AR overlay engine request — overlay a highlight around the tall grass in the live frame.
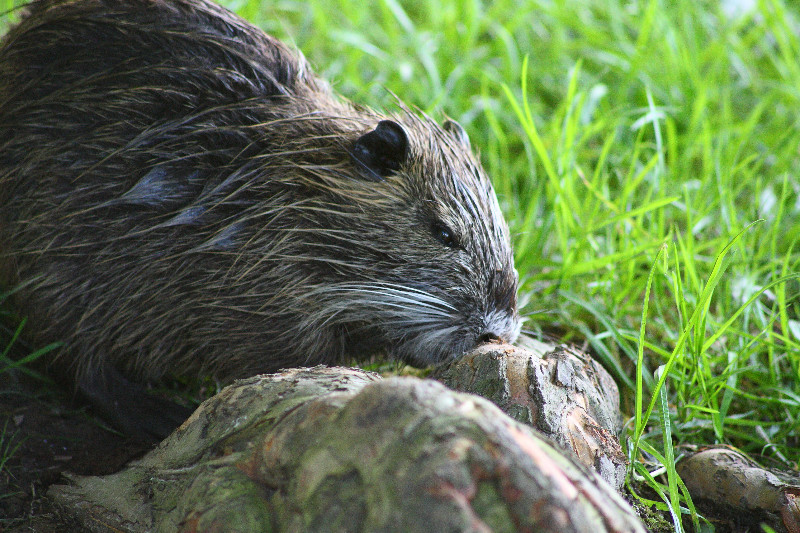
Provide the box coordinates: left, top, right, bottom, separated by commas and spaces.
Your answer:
3, 0, 799, 529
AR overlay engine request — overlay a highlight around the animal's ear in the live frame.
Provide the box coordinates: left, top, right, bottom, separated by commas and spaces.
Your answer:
442, 119, 471, 150
352, 120, 409, 180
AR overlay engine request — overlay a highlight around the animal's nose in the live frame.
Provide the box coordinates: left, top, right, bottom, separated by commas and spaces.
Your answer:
476, 331, 503, 345
477, 308, 522, 346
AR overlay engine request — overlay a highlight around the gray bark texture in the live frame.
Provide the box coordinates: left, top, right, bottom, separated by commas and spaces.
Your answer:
434, 339, 627, 489
48, 345, 644, 532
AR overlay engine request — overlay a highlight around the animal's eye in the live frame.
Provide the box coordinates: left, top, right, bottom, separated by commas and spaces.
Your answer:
431, 221, 459, 249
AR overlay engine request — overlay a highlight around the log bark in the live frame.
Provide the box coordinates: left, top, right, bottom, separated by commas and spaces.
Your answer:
49, 364, 645, 532
434, 339, 626, 489
676, 446, 800, 533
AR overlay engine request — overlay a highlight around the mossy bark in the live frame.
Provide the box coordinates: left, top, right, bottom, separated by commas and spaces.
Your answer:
49, 352, 644, 532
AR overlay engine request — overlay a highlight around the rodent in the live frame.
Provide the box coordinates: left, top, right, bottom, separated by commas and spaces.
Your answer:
0, 0, 521, 438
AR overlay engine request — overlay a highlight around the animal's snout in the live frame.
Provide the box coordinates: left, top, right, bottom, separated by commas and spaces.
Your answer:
476, 331, 502, 344
477, 307, 522, 347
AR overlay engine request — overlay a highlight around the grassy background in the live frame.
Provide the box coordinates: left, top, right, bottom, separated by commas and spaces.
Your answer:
3, 0, 800, 529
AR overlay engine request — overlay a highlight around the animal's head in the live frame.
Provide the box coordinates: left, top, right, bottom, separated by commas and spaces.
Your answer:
288, 113, 521, 365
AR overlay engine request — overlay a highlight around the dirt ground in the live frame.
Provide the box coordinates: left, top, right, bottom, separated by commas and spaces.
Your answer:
0, 372, 154, 532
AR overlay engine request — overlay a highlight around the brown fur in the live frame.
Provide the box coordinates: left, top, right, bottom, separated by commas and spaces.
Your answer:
0, 0, 519, 390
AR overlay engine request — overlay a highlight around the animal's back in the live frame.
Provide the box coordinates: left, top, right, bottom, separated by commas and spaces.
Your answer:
0, 0, 331, 203
1, 0, 346, 379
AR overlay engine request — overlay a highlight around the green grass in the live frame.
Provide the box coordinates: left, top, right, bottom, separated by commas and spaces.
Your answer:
3, 0, 800, 530
0, 419, 24, 480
